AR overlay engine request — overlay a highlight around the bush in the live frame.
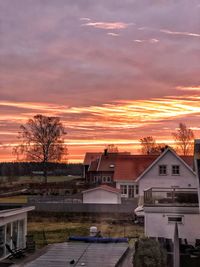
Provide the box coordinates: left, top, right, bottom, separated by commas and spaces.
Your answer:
133, 238, 167, 267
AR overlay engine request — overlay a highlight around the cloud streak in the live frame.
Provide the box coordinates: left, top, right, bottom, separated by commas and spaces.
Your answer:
160, 29, 200, 38
82, 21, 132, 30
1, 95, 200, 161
176, 86, 200, 91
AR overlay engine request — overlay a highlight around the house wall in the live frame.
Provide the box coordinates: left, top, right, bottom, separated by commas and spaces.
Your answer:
83, 189, 121, 204
116, 182, 139, 198
139, 151, 196, 196
145, 211, 200, 245
87, 171, 114, 184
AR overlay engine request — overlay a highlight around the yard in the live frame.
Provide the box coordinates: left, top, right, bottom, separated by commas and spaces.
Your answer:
27, 215, 144, 248
0, 195, 28, 203
1, 175, 81, 184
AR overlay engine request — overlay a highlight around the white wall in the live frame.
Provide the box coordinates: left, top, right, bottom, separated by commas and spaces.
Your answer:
145, 211, 200, 245
139, 151, 196, 196
83, 189, 121, 204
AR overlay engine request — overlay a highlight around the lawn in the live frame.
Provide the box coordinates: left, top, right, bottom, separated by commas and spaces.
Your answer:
0, 175, 81, 185
17, 175, 81, 183
0, 195, 28, 203
27, 217, 144, 248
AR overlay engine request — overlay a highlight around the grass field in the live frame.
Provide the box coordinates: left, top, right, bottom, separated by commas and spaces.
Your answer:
27, 217, 144, 248
0, 175, 81, 185
0, 195, 27, 203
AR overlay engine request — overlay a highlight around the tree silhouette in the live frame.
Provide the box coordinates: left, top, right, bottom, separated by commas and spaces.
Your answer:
139, 136, 166, 155
106, 144, 119, 153
14, 114, 67, 182
172, 123, 194, 155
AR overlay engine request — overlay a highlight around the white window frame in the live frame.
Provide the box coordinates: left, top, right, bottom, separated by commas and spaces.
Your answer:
120, 185, 127, 195
102, 176, 111, 183
159, 165, 167, 175
168, 215, 183, 224
172, 165, 180, 176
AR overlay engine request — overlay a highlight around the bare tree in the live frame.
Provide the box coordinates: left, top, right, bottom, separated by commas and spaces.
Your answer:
106, 144, 119, 153
140, 136, 156, 155
14, 114, 67, 182
140, 136, 167, 155
172, 123, 194, 155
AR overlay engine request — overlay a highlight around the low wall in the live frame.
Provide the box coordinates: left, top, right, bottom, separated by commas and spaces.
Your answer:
27, 196, 137, 214
27, 202, 136, 214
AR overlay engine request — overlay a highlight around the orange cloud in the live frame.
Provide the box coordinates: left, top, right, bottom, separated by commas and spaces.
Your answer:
1, 95, 200, 162
176, 86, 200, 91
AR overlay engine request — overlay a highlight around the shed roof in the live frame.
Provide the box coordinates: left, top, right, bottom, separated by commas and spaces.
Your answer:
83, 185, 121, 194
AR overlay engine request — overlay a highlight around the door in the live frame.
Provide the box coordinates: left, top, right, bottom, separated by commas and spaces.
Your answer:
128, 185, 134, 198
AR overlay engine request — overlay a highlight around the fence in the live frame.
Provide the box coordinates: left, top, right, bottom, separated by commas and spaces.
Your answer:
27, 196, 137, 214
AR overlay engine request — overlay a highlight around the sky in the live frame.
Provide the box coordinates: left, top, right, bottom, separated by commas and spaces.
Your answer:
0, 0, 200, 162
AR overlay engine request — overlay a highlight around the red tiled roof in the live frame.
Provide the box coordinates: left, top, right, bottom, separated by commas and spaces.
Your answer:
83, 184, 121, 194
88, 159, 99, 171
113, 155, 158, 181
97, 153, 119, 172
180, 156, 194, 169
85, 151, 194, 182
83, 153, 102, 165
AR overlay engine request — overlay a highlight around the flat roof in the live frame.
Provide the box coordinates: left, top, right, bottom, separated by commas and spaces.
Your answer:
0, 206, 35, 218
23, 242, 128, 267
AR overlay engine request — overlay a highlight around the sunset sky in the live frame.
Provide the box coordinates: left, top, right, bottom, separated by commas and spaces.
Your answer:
0, 0, 200, 162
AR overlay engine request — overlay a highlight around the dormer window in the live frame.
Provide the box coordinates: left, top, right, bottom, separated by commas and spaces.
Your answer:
172, 165, 180, 175
159, 165, 167, 175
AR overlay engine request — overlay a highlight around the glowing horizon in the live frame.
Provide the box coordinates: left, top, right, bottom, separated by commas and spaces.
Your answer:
0, 1, 199, 162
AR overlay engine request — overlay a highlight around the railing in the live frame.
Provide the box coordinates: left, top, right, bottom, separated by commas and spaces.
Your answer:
144, 187, 198, 206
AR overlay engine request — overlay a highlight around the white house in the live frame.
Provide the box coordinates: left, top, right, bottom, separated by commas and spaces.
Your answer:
114, 155, 157, 199
143, 141, 200, 247
143, 187, 200, 245
82, 185, 121, 204
136, 147, 196, 197
0, 206, 35, 260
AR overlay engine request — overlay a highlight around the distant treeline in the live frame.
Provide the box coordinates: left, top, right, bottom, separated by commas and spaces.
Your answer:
0, 162, 83, 177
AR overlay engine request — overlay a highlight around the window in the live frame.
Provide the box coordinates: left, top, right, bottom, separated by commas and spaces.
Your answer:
136, 185, 139, 195
128, 185, 135, 198
159, 165, 167, 175
172, 165, 180, 175
106, 176, 111, 183
93, 176, 100, 183
168, 216, 183, 224
120, 185, 127, 195
102, 176, 111, 183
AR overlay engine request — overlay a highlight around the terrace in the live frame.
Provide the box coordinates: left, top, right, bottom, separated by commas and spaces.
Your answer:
144, 187, 199, 207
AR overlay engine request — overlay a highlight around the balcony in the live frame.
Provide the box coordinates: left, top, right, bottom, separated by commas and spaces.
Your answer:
144, 187, 199, 207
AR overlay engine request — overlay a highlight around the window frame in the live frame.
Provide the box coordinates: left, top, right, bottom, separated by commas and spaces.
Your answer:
168, 215, 183, 224
120, 185, 127, 195
159, 165, 167, 176
171, 165, 180, 176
